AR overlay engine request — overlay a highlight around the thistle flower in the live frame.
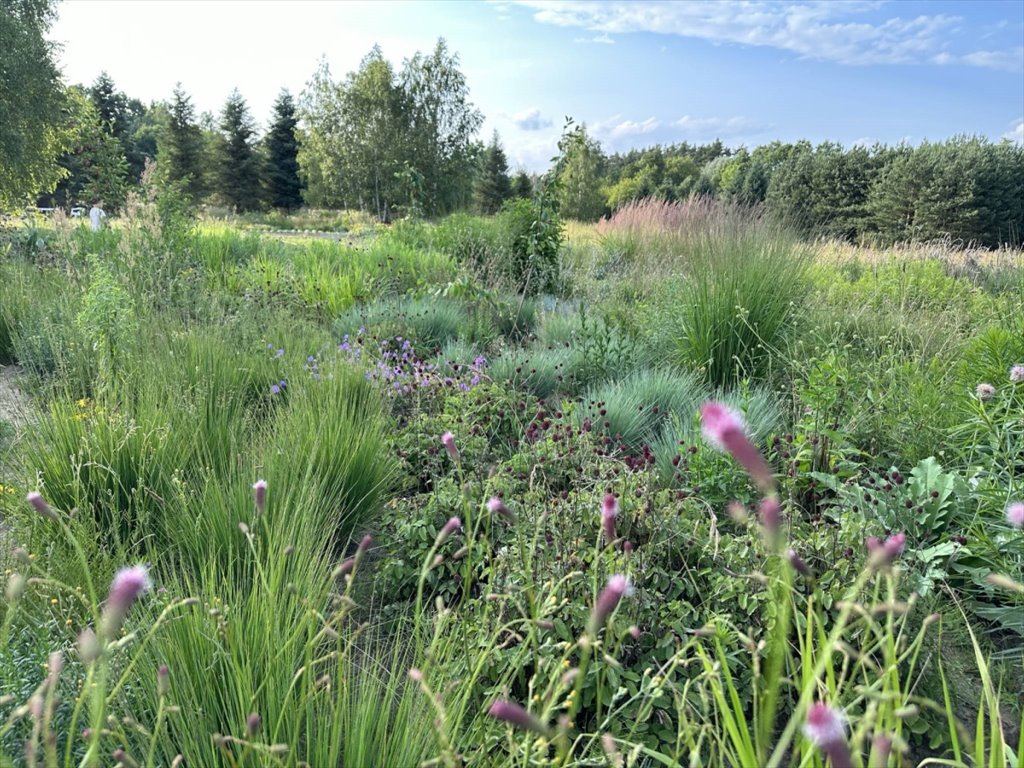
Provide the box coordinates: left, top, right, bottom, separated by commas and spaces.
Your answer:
590, 574, 633, 633
700, 402, 774, 491
803, 702, 852, 768
440, 431, 459, 462
1010, 364, 1024, 383
101, 565, 152, 639
487, 496, 516, 523
1006, 501, 1024, 529
252, 479, 267, 515
487, 699, 549, 736
976, 383, 995, 400
26, 491, 57, 521
601, 493, 618, 544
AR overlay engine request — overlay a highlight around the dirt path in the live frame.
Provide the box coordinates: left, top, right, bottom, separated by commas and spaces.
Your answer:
0, 364, 30, 429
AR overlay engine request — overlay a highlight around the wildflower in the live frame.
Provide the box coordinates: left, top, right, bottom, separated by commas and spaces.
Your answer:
157, 665, 170, 697
436, 516, 462, 545
590, 574, 633, 633
867, 532, 906, 568
700, 402, 774, 491
487, 497, 516, 523
488, 699, 550, 736
270, 384, 281, 395
252, 479, 267, 515
759, 497, 782, 534
247, 713, 262, 736
803, 702, 852, 768
787, 549, 813, 579
1010, 364, 1024, 383
26, 491, 57, 521
1006, 501, 1024, 529
976, 383, 995, 400
601, 494, 618, 544
441, 431, 459, 462
101, 565, 152, 639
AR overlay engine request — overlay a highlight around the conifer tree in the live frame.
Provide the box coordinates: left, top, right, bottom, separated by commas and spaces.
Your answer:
511, 170, 533, 199
162, 84, 207, 203
265, 90, 303, 210
217, 89, 263, 211
473, 132, 512, 214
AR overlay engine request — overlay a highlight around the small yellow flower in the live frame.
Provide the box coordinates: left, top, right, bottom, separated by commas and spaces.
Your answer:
50, 598, 58, 605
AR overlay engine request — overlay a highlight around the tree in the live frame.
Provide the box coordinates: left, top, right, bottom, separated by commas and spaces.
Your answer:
216, 89, 263, 211
88, 71, 150, 182
160, 84, 207, 203
0, 0, 72, 209
555, 124, 606, 221
512, 170, 533, 199
473, 131, 512, 214
265, 89, 302, 210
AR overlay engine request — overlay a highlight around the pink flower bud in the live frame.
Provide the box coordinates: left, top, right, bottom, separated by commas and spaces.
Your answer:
247, 712, 262, 736
1006, 502, 1024, 529
440, 431, 459, 462
252, 479, 267, 515
590, 574, 632, 633
436, 516, 462, 545
101, 565, 151, 639
487, 699, 549, 735
486, 496, 515, 523
157, 665, 170, 697
701, 403, 774, 492
869, 532, 906, 568
358, 534, 373, 552
601, 493, 618, 544
26, 491, 56, 520
803, 703, 851, 768
759, 497, 782, 532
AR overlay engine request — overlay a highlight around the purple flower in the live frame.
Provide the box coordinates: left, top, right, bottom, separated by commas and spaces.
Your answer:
1010, 365, 1024, 383
441, 431, 459, 462
270, 384, 281, 395
601, 493, 618, 544
26, 491, 57, 521
976, 383, 995, 400
487, 699, 549, 735
101, 565, 152, 639
803, 703, 852, 768
487, 497, 515, 523
252, 479, 267, 515
700, 402, 774, 492
1006, 501, 1024, 529
867, 532, 907, 568
275, 348, 284, 358
590, 574, 632, 633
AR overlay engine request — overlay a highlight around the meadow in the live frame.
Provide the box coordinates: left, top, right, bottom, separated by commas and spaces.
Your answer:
0, 193, 1022, 768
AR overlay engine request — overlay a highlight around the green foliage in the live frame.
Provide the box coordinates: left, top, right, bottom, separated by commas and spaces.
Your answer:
160, 84, 208, 204
555, 124, 606, 221
215, 89, 263, 212
264, 89, 303, 210
473, 131, 513, 214
0, 0, 72, 209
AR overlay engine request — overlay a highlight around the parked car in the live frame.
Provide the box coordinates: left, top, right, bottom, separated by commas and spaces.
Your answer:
70, 207, 85, 218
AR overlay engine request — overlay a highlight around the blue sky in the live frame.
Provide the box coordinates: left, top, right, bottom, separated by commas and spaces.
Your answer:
51, 0, 1024, 171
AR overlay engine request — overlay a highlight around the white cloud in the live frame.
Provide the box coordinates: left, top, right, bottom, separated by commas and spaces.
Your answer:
609, 117, 659, 138
1003, 118, 1024, 144
673, 115, 766, 138
510, 107, 553, 131
513, 1, 1022, 70
574, 32, 614, 44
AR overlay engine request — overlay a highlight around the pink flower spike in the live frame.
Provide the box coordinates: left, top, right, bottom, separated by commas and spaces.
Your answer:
590, 574, 633, 633
1006, 502, 1024, 529
252, 480, 267, 515
488, 699, 549, 735
101, 565, 152, 639
759, 497, 782, 532
803, 703, 852, 768
436, 516, 462, 545
26, 491, 57, 521
440, 431, 459, 462
700, 402, 774, 492
601, 493, 618, 544
486, 497, 516, 523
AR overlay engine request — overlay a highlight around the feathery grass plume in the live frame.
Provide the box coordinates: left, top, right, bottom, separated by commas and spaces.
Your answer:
78, 628, 101, 663
441, 431, 459, 462
5, 573, 26, 602
101, 565, 152, 639
601, 493, 618, 545
700, 402, 774, 492
803, 703, 852, 768
1006, 501, 1024, 528
487, 496, 516, 523
488, 699, 549, 736
252, 479, 267, 515
26, 491, 57, 520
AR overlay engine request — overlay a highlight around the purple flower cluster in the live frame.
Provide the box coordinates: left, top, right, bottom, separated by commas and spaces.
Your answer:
337, 335, 488, 397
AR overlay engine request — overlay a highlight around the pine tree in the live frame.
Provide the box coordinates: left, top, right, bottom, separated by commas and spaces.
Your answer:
265, 90, 302, 210
473, 132, 512, 214
217, 89, 262, 211
511, 170, 533, 199
162, 84, 207, 203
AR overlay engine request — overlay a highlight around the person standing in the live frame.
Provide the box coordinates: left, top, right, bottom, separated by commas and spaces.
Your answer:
89, 198, 105, 232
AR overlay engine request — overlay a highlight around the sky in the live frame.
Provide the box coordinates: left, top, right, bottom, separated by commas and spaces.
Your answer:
50, 0, 1024, 172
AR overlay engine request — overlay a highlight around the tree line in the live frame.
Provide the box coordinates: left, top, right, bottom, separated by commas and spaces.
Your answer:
2, 0, 1022, 247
